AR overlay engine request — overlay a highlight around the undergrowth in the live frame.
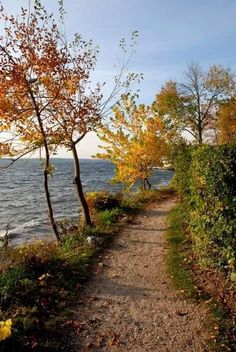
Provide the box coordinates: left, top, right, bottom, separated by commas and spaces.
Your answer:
0, 188, 174, 352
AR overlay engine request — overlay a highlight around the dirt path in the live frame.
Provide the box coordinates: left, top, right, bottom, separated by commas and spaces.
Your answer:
74, 198, 209, 351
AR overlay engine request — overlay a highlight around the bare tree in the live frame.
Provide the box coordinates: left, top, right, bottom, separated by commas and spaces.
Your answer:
155, 63, 235, 144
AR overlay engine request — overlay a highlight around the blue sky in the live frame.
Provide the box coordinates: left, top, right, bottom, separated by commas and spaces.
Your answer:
2, 0, 236, 157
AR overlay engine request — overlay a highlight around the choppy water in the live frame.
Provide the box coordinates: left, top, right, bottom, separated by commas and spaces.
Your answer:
0, 159, 174, 245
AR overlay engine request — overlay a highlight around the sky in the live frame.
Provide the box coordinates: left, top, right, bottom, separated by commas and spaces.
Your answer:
2, 0, 236, 158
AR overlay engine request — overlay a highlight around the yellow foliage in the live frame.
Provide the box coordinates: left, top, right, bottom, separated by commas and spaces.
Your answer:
0, 143, 14, 158
97, 95, 170, 187
217, 97, 236, 144
0, 319, 12, 341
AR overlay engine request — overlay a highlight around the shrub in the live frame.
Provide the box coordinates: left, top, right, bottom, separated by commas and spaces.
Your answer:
174, 144, 236, 274
171, 144, 192, 202
86, 191, 122, 212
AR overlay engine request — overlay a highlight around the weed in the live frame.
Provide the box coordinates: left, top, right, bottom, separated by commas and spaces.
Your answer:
0, 266, 24, 305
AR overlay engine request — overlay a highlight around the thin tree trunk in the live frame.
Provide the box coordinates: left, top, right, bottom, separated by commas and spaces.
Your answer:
143, 178, 151, 190
145, 178, 151, 190
198, 133, 203, 144
71, 143, 92, 227
142, 178, 151, 190
198, 121, 203, 144
28, 87, 61, 241
43, 154, 61, 241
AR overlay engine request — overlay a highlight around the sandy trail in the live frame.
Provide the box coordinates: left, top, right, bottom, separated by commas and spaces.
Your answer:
74, 198, 208, 351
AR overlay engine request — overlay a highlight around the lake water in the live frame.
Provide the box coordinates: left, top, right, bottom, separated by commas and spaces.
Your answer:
0, 159, 174, 245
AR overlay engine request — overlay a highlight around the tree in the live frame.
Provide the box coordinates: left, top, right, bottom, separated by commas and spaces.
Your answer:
96, 94, 170, 189
155, 63, 235, 144
0, 1, 100, 234
38, 32, 103, 228
30, 8, 139, 226
0, 1, 140, 231
0, 4, 64, 240
217, 97, 236, 144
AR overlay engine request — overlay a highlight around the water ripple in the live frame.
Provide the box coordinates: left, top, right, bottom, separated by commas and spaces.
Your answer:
0, 159, 174, 245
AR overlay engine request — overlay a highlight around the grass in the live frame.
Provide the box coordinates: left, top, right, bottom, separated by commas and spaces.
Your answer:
95, 207, 123, 226
0, 188, 175, 352
166, 204, 236, 352
166, 205, 196, 296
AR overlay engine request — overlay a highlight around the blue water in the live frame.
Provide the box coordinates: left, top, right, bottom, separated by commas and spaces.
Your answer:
0, 159, 174, 245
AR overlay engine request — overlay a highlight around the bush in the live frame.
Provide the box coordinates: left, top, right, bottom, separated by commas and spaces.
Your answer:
171, 144, 192, 201
86, 191, 122, 212
174, 144, 236, 274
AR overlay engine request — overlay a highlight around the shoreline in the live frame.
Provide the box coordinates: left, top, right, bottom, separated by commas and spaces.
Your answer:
0, 189, 235, 351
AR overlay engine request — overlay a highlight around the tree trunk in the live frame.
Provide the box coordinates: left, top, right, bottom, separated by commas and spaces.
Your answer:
198, 132, 203, 144
71, 143, 92, 227
43, 157, 61, 241
198, 121, 203, 144
145, 178, 151, 190
29, 87, 61, 241
142, 178, 151, 190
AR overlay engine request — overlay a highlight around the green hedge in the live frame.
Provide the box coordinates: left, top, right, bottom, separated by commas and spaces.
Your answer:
172, 144, 192, 201
174, 144, 236, 274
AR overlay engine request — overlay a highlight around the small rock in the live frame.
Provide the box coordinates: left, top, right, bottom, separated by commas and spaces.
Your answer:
86, 236, 103, 247
176, 311, 188, 316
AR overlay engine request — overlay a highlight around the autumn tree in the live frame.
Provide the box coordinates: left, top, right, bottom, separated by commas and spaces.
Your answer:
0, 1, 102, 232
155, 63, 235, 144
34, 16, 140, 227
40, 32, 103, 227
96, 94, 170, 190
0, 3, 67, 239
0, 1, 140, 231
217, 97, 236, 144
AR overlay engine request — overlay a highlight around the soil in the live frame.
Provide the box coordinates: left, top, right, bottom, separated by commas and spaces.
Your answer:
72, 198, 209, 351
